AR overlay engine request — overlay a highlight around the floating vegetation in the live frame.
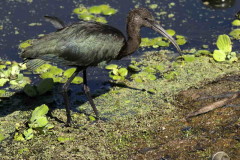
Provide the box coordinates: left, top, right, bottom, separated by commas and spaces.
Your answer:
229, 29, 240, 40
0, 61, 30, 91
73, 4, 117, 23
176, 35, 187, 45
0, 133, 5, 142
34, 64, 83, 84
105, 64, 128, 81
131, 71, 157, 83
140, 30, 187, 48
213, 34, 238, 62
14, 104, 54, 141
231, 19, 240, 26
194, 50, 212, 57
149, 4, 158, 9
182, 55, 196, 62
19, 39, 34, 49
23, 78, 54, 97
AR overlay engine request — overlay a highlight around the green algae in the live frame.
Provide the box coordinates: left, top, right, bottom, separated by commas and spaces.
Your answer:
1, 50, 240, 159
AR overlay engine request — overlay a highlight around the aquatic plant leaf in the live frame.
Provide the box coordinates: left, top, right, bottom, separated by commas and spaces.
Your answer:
48, 66, 63, 76
72, 76, 83, 84
89, 6, 102, 14
166, 29, 176, 36
0, 79, 8, 87
128, 64, 141, 72
176, 38, 187, 45
0, 65, 6, 69
149, 4, 158, 9
195, 50, 212, 56
112, 68, 118, 75
30, 104, 49, 123
23, 84, 37, 97
134, 77, 143, 83
34, 64, 52, 74
232, 19, 240, 26
78, 13, 95, 21
29, 116, 48, 128
102, 8, 117, 15
14, 133, 25, 141
229, 29, 240, 40
98, 4, 110, 11
0, 90, 6, 97
36, 78, 54, 95
63, 68, 76, 78
147, 74, 157, 81
73, 6, 88, 14
216, 35, 232, 52
95, 17, 107, 24
213, 50, 226, 62
157, 40, 170, 47
105, 64, 118, 70
183, 55, 196, 62
19, 39, 33, 49
23, 128, 34, 140
89, 115, 96, 121
118, 68, 128, 77
112, 75, 122, 80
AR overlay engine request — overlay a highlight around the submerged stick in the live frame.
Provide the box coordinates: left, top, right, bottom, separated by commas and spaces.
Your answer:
186, 91, 240, 119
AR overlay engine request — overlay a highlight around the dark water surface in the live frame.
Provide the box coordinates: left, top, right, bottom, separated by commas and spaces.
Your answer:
0, 0, 239, 89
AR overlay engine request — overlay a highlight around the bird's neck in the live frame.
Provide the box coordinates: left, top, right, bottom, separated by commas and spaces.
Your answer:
117, 21, 141, 59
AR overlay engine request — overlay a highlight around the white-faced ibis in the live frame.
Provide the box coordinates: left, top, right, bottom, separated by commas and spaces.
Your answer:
20, 8, 182, 126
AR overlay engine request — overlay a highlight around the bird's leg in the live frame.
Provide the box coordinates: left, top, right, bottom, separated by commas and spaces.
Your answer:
82, 69, 99, 119
62, 67, 81, 126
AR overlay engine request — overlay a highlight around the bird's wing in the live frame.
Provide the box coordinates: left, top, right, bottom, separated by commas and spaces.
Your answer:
44, 16, 65, 29
21, 22, 126, 67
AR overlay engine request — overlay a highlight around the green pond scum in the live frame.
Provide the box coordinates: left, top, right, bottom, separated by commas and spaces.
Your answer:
1, 2, 240, 160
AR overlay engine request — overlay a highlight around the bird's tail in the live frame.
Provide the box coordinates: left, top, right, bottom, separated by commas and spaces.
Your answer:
24, 59, 49, 71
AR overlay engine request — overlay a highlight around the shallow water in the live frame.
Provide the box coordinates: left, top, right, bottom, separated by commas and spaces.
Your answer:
0, 0, 239, 89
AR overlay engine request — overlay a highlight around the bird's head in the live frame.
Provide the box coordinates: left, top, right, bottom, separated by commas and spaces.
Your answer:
128, 8, 182, 55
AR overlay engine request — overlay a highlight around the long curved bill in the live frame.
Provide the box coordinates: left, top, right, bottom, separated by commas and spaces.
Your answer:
148, 20, 182, 56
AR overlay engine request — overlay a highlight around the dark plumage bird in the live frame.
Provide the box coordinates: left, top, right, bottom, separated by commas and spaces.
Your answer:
20, 8, 182, 126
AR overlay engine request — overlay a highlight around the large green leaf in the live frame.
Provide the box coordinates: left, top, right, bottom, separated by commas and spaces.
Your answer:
36, 78, 54, 95
30, 104, 49, 123
29, 116, 48, 128
213, 50, 226, 62
216, 35, 232, 52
